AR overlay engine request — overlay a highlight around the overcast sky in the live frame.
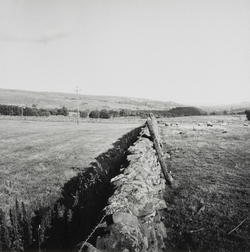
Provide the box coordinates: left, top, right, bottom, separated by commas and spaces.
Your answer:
0, 0, 250, 105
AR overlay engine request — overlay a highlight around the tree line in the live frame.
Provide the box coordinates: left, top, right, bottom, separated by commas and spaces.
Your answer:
83, 107, 208, 118
0, 105, 68, 116
2, 104, 249, 119
0, 104, 210, 119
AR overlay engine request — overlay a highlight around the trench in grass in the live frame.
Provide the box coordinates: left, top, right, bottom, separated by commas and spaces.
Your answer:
24, 126, 143, 252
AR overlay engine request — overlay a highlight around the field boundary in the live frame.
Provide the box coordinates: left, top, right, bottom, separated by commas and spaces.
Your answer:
84, 117, 171, 252
0, 115, 145, 124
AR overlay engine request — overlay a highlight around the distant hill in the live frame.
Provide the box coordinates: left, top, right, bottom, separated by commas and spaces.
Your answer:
0, 89, 182, 111
200, 102, 250, 114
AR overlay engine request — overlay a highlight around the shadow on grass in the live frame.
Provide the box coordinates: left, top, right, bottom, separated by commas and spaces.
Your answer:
25, 125, 143, 252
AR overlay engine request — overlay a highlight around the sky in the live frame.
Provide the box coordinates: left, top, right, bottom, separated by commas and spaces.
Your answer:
0, 0, 250, 105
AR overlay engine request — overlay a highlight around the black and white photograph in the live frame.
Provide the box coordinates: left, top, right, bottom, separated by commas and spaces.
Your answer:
0, 0, 250, 251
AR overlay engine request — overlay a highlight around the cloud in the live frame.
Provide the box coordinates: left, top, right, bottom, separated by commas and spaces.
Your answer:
1, 31, 71, 44
34, 32, 72, 44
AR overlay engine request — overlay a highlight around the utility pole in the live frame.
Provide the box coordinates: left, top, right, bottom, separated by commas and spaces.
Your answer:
20, 103, 27, 117
75, 87, 81, 125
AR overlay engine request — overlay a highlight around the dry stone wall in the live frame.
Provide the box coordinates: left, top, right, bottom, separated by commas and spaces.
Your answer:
91, 126, 168, 252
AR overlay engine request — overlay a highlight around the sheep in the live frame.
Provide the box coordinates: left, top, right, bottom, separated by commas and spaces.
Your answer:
207, 121, 213, 127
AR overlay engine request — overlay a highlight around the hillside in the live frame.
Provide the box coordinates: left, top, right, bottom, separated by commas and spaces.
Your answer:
200, 102, 250, 114
0, 89, 181, 111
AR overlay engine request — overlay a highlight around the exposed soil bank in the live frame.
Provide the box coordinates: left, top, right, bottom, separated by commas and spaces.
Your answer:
0, 126, 143, 252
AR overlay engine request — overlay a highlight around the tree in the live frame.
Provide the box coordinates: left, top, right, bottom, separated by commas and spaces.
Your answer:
0, 105, 7, 115
0, 105, 22, 116
99, 109, 110, 119
23, 107, 38, 116
57, 106, 68, 116
120, 109, 131, 117
112, 110, 120, 118
89, 110, 100, 118
79, 110, 88, 118
38, 109, 50, 116
49, 108, 58, 115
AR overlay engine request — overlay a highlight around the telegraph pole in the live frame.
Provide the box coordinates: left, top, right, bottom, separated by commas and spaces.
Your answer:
75, 87, 81, 125
20, 103, 27, 117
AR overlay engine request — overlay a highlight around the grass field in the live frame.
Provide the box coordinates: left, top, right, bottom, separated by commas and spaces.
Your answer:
1, 114, 250, 251
160, 115, 250, 251
0, 118, 141, 213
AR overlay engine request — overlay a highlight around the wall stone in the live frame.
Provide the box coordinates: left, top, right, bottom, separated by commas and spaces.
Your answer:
91, 127, 168, 252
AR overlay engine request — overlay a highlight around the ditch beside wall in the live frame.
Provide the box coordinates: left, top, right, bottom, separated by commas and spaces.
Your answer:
82, 119, 169, 252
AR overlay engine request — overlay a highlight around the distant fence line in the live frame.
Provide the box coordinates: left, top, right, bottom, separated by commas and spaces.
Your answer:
0, 115, 145, 124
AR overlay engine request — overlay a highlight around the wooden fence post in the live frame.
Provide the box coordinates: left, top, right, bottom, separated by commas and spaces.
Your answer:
147, 114, 173, 186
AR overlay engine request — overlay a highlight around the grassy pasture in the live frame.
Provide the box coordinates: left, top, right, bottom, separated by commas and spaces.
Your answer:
160, 115, 250, 251
0, 118, 141, 213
